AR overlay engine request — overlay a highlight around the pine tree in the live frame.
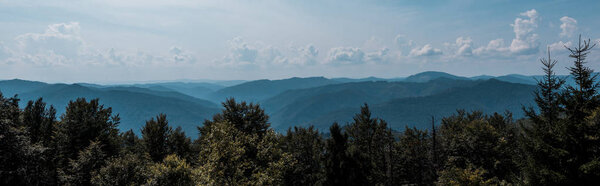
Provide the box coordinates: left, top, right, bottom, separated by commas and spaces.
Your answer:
324, 122, 364, 186
201, 98, 270, 136
54, 98, 121, 169
22, 98, 56, 144
345, 104, 394, 185
560, 35, 599, 184
281, 126, 325, 185
141, 114, 172, 162
521, 47, 569, 184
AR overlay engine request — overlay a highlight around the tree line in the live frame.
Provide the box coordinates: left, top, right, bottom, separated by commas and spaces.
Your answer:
1, 36, 599, 185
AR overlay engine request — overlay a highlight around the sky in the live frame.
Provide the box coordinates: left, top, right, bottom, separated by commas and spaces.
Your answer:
1, 0, 600, 83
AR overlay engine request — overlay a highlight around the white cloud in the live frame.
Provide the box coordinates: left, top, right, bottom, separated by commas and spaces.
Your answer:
224, 37, 258, 64
169, 46, 195, 63
451, 37, 473, 56
410, 44, 442, 57
217, 37, 321, 67
0, 42, 11, 60
289, 44, 318, 65
548, 41, 572, 52
15, 22, 85, 59
509, 9, 539, 55
560, 16, 577, 38
473, 9, 540, 57
326, 47, 365, 64
473, 39, 509, 56
365, 48, 389, 62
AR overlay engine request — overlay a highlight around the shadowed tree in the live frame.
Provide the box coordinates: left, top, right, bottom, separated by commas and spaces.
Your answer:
281, 126, 325, 185
345, 104, 395, 185
141, 114, 172, 162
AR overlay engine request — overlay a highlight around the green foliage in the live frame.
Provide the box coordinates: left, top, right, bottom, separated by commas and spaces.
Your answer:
60, 141, 107, 186
437, 164, 500, 186
146, 154, 195, 186
197, 121, 292, 185
345, 104, 395, 185
202, 98, 270, 136
439, 111, 519, 183
0, 93, 54, 185
22, 98, 56, 144
323, 122, 364, 185
168, 126, 193, 161
281, 126, 325, 185
141, 114, 172, 162
394, 127, 436, 185
91, 153, 150, 186
54, 98, 121, 168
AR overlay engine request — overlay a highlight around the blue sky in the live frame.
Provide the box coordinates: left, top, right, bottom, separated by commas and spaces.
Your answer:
1, 0, 599, 83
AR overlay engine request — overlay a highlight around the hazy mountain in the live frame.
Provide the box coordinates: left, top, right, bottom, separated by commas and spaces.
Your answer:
1, 80, 219, 137
1, 71, 544, 135
303, 79, 536, 131
404, 71, 470, 83
0, 79, 49, 97
210, 77, 340, 102
263, 78, 480, 130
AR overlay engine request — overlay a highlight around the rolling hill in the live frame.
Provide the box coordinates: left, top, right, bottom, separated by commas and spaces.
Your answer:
0, 80, 220, 137
300, 79, 536, 131
210, 77, 340, 102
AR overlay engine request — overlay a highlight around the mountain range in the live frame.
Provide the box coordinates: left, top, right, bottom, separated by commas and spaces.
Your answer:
0, 71, 549, 137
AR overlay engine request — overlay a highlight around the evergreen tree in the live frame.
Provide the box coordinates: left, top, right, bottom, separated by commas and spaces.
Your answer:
345, 104, 395, 185
60, 141, 107, 186
521, 47, 569, 184
0, 93, 54, 185
560, 35, 600, 184
54, 98, 121, 168
324, 122, 364, 186
167, 126, 193, 162
201, 98, 270, 136
141, 114, 172, 162
22, 98, 56, 144
395, 127, 436, 185
438, 111, 518, 183
281, 126, 325, 185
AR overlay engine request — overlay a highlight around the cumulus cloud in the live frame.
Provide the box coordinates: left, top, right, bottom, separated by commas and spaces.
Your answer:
0, 42, 11, 60
548, 41, 572, 52
446, 37, 473, 56
217, 37, 320, 67
473, 9, 540, 56
560, 16, 577, 38
473, 39, 509, 56
509, 9, 539, 55
15, 22, 85, 59
4, 22, 197, 67
365, 48, 389, 62
394, 34, 414, 47
224, 37, 258, 64
289, 44, 318, 65
410, 44, 442, 57
169, 46, 195, 63
326, 47, 365, 64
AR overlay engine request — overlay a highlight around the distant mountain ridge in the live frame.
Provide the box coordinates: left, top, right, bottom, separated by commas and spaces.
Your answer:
1, 71, 551, 135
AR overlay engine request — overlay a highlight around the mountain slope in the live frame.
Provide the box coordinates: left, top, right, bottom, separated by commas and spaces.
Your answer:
263, 78, 479, 129
5, 82, 219, 137
404, 71, 470, 83
210, 77, 340, 102
0, 79, 50, 97
307, 79, 536, 130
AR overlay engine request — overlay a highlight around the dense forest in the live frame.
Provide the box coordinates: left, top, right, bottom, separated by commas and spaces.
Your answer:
1, 37, 600, 185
